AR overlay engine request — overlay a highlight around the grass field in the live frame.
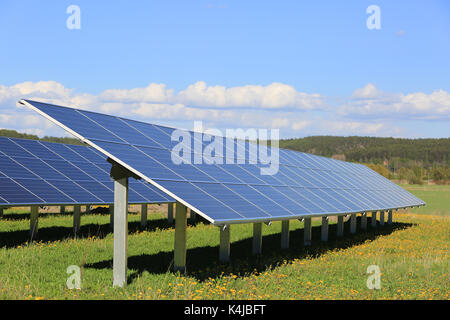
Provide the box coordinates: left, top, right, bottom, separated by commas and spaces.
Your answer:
401, 184, 450, 216
0, 184, 448, 300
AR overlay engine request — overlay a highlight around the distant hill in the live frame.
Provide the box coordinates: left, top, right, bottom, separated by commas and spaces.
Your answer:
280, 136, 450, 169
0, 129, 84, 146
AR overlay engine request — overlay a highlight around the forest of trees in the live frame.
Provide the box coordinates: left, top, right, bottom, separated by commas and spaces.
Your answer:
1, 129, 449, 184
280, 136, 450, 184
0, 129, 84, 146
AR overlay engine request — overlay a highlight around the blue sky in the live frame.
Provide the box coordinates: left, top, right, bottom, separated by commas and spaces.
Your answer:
0, 0, 449, 138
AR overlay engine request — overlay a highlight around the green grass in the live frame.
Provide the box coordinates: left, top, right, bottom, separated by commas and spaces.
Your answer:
401, 184, 450, 216
0, 184, 448, 300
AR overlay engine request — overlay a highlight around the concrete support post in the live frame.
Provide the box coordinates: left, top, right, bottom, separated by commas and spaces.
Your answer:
30, 206, 39, 240
0, 207, 3, 219
337, 215, 344, 237
219, 225, 230, 263
73, 205, 81, 235
387, 210, 393, 225
252, 223, 263, 255
109, 204, 114, 228
113, 177, 129, 287
60, 206, 65, 214
380, 211, 385, 226
371, 211, 377, 227
303, 217, 312, 246
281, 220, 290, 249
190, 209, 197, 223
167, 203, 174, 224
350, 213, 357, 234
321, 216, 329, 242
174, 202, 187, 272
361, 213, 367, 231
141, 204, 148, 227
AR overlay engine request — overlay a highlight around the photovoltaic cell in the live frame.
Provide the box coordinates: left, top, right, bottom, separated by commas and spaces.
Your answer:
20, 99, 425, 224
0, 177, 43, 204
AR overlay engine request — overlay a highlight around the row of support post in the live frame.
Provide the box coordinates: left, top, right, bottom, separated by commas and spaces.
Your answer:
216, 209, 396, 264
29, 205, 83, 240
108, 162, 396, 287
25, 201, 172, 242
215, 211, 395, 264
112, 199, 395, 288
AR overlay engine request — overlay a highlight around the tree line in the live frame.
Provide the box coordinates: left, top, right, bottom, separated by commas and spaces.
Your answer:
0, 129, 84, 145
279, 136, 450, 184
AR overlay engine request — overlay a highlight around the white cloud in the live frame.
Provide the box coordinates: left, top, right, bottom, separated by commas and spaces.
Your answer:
0, 80, 447, 139
340, 84, 450, 120
100, 83, 174, 104
176, 81, 323, 109
21, 128, 46, 136
0, 114, 14, 124
23, 115, 43, 126
132, 103, 188, 119
351, 83, 381, 99
291, 120, 311, 131
322, 120, 386, 135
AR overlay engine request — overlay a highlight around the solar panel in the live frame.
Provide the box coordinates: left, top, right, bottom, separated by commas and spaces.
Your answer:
20, 99, 425, 224
0, 136, 174, 205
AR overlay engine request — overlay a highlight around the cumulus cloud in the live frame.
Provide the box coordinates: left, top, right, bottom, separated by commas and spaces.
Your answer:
351, 83, 382, 99
176, 81, 323, 109
97, 81, 323, 110
339, 83, 450, 120
100, 83, 174, 103
0, 81, 322, 137
0, 80, 446, 139
322, 120, 386, 135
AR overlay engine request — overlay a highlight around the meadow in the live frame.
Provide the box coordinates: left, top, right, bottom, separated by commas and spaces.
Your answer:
0, 184, 448, 300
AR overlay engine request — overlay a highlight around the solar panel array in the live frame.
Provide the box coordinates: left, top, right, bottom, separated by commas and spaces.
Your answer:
0, 136, 173, 205
21, 100, 425, 225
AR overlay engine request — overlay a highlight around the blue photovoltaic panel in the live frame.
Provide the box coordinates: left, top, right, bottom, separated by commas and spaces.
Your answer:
21, 99, 425, 224
0, 135, 174, 205
0, 177, 44, 204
